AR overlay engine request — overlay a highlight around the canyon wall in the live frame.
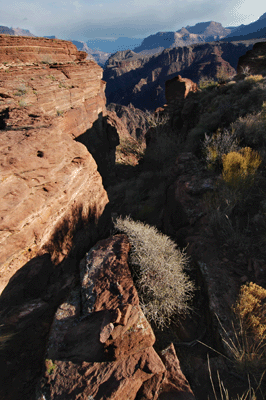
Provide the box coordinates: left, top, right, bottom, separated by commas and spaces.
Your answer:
104, 41, 254, 110
0, 35, 115, 294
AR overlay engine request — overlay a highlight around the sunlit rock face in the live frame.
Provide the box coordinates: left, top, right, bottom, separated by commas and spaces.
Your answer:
0, 35, 114, 294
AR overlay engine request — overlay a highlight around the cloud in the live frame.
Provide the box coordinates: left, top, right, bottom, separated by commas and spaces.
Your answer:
0, 0, 265, 40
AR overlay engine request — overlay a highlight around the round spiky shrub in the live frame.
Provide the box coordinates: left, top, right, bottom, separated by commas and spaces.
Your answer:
114, 216, 194, 329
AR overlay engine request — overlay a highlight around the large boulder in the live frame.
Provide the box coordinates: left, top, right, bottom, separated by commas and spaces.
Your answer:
165, 75, 198, 107
38, 234, 195, 400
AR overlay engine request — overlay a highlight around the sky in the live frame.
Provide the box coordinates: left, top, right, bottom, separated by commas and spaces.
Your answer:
0, 0, 265, 41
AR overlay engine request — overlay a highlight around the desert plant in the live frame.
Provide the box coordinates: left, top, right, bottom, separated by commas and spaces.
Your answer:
18, 99, 27, 107
116, 136, 145, 166
231, 108, 266, 149
56, 109, 64, 116
114, 216, 194, 329
203, 128, 239, 169
244, 75, 264, 83
45, 359, 57, 375
208, 354, 265, 400
216, 283, 266, 374
199, 76, 219, 90
143, 118, 181, 169
144, 109, 170, 128
14, 84, 27, 96
233, 283, 266, 343
241, 66, 251, 77
222, 147, 261, 188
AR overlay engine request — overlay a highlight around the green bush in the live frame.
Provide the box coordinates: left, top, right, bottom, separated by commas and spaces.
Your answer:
114, 216, 194, 329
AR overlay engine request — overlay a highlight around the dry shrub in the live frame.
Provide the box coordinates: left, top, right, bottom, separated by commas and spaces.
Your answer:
114, 216, 194, 329
222, 147, 261, 188
218, 283, 266, 374
244, 75, 264, 83
116, 136, 145, 166
233, 283, 266, 341
198, 77, 219, 90
231, 102, 266, 148
203, 128, 239, 169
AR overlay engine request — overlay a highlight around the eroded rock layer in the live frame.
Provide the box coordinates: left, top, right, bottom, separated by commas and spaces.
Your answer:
0, 35, 87, 64
0, 36, 112, 294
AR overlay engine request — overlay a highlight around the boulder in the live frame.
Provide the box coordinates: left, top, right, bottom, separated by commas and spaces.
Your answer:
165, 75, 198, 107
38, 235, 167, 400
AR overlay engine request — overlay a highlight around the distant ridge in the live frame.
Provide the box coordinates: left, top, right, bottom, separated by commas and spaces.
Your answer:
71, 40, 110, 66
133, 21, 232, 54
0, 26, 35, 37
222, 12, 266, 41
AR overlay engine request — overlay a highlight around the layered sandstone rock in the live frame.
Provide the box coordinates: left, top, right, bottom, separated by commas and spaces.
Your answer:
38, 235, 194, 400
0, 34, 87, 64
0, 36, 114, 294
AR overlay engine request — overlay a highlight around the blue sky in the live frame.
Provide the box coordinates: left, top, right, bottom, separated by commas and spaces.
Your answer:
0, 0, 265, 41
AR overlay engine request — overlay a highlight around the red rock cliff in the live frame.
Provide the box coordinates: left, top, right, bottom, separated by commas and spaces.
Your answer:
0, 36, 113, 294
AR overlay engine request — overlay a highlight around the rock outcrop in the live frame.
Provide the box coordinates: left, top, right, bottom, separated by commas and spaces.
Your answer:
0, 35, 88, 64
237, 41, 266, 75
38, 234, 195, 400
165, 75, 198, 106
107, 102, 149, 140
0, 35, 116, 294
104, 41, 253, 110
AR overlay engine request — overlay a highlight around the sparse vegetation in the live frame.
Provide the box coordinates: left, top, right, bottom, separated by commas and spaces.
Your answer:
222, 147, 261, 189
47, 75, 57, 81
234, 283, 266, 347
116, 136, 145, 166
14, 85, 27, 96
208, 354, 265, 400
215, 282, 266, 375
198, 76, 219, 90
114, 216, 194, 329
203, 128, 239, 170
45, 359, 57, 375
18, 99, 27, 107
187, 75, 266, 149
143, 114, 181, 168
41, 55, 53, 64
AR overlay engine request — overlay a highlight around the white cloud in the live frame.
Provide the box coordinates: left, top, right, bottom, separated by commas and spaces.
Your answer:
0, 0, 265, 40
